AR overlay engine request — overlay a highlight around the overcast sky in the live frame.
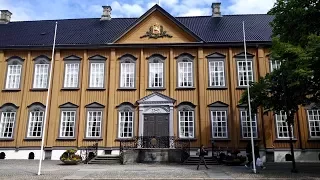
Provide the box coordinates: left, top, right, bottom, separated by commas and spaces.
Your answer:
0, 0, 276, 21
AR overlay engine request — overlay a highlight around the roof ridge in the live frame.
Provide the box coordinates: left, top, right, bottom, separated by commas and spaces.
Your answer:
10, 17, 138, 23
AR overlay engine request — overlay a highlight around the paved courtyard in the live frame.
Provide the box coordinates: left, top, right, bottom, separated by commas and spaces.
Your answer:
0, 160, 320, 179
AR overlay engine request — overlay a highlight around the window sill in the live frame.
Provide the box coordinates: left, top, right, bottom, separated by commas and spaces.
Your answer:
0, 138, 14, 141
86, 88, 106, 91
117, 88, 137, 91
83, 138, 103, 141
115, 138, 135, 142
175, 87, 196, 90
61, 88, 80, 91
30, 88, 48, 92
274, 138, 297, 142
240, 138, 261, 141
146, 87, 166, 91
2, 89, 21, 92
175, 138, 197, 141
24, 137, 42, 141
56, 138, 76, 141
236, 86, 249, 90
308, 138, 320, 141
210, 138, 231, 141
207, 87, 228, 90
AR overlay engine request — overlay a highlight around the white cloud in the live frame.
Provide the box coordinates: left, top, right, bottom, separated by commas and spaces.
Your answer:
227, 0, 275, 14
178, 8, 211, 17
111, 1, 145, 17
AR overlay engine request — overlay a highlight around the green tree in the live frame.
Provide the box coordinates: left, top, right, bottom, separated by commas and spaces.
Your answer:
240, 0, 320, 172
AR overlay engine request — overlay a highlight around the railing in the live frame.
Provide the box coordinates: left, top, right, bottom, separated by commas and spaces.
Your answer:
119, 136, 191, 163
80, 142, 98, 164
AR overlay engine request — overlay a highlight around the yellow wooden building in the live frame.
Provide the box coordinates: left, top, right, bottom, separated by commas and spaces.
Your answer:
0, 3, 319, 162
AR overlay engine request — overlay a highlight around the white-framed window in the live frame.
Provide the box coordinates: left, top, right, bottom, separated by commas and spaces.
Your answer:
307, 109, 320, 138
211, 111, 228, 138
209, 61, 225, 87
27, 111, 44, 138
149, 62, 164, 88
275, 111, 294, 138
33, 64, 49, 88
86, 111, 102, 137
118, 111, 133, 138
6, 64, 22, 89
177, 103, 195, 138
89, 63, 104, 88
240, 110, 258, 138
60, 111, 76, 137
270, 60, 281, 72
120, 63, 135, 88
237, 61, 253, 86
0, 112, 16, 138
178, 62, 193, 87
64, 63, 80, 88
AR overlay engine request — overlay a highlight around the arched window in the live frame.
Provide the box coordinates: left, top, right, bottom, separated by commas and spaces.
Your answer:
32, 55, 50, 89
117, 102, 135, 138
119, 54, 137, 89
5, 56, 24, 90
0, 103, 19, 139
177, 102, 196, 138
175, 53, 195, 88
147, 54, 166, 89
26, 103, 45, 138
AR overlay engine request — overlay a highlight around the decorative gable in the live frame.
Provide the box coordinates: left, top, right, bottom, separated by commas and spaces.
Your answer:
63, 55, 82, 61
206, 52, 226, 58
88, 55, 107, 61
85, 102, 105, 108
59, 102, 79, 108
208, 101, 229, 107
137, 92, 176, 104
234, 52, 255, 58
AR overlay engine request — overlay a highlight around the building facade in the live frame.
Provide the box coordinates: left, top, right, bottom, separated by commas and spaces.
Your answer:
0, 4, 319, 162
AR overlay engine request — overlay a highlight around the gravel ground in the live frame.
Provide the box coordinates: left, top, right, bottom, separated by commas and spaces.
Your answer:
0, 160, 319, 179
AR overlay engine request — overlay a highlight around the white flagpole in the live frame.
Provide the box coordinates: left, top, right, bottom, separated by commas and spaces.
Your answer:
37, 21, 58, 176
242, 21, 257, 174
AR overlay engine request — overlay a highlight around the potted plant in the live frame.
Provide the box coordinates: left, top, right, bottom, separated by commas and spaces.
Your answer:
60, 149, 82, 165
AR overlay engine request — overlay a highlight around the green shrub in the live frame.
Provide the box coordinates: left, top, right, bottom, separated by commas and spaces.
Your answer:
60, 148, 82, 163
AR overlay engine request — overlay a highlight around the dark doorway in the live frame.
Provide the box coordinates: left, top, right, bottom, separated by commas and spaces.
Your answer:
28, 152, 35, 159
143, 114, 169, 148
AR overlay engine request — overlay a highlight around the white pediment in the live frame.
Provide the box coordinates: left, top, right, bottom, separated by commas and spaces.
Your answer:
137, 92, 175, 104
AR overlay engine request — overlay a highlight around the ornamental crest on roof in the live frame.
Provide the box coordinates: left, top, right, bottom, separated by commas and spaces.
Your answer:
140, 23, 172, 39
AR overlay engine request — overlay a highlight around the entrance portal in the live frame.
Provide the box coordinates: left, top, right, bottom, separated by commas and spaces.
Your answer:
143, 114, 169, 148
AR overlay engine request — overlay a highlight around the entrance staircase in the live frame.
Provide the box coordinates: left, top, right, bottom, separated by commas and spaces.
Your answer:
183, 156, 219, 165
88, 155, 120, 164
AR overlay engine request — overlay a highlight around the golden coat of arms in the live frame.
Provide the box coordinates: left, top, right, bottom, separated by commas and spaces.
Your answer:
140, 23, 173, 39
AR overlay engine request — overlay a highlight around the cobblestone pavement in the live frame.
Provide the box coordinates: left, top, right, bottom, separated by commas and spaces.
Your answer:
0, 160, 320, 179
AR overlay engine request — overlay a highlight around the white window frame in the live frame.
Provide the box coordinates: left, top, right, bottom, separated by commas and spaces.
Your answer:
307, 109, 320, 138
240, 110, 258, 138
176, 53, 194, 88
33, 64, 49, 89
270, 59, 281, 72
59, 111, 76, 138
237, 61, 253, 87
27, 111, 44, 138
177, 103, 195, 139
120, 63, 135, 88
86, 110, 102, 138
209, 61, 225, 87
275, 111, 294, 139
89, 63, 105, 88
5, 56, 24, 90
0, 103, 18, 139
63, 63, 80, 88
118, 111, 134, 138
211, 110, 228, 138
149, 62, 164, 88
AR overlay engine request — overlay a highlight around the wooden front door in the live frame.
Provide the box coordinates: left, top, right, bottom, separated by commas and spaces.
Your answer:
143, 114, 169, 148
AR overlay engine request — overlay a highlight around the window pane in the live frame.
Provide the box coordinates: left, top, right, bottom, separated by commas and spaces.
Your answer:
120, 63, 135, 88
6, 65, 22, 89
60, 111, 76, 137
33, 64, 49, 88
275, 111, 294, 138
211, 111, 228, 138
178, 62, 193, 87
90, 63, 104, 88
118, 111, 133, 138
0, 112, 16, 138
86, 111, 102, 137
179, 110, 194, 138
240, 110, 257, 138
149, 62, 164, 88
27, 111, 44, 137
64, 63, 79, 88
237, 61, 253, 86
307, 109, 320, 138
209, 61, 225, 87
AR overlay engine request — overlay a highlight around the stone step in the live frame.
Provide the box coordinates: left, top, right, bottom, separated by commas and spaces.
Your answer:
88, 155, 120, 164
184, 156, 219, 165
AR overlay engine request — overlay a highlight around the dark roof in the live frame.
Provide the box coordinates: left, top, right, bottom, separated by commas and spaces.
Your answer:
0, 5, 274, 48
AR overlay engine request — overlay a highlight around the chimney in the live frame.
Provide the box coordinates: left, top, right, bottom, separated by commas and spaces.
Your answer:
211, 2, 221, 17
0, 10, 12, 24
100, 6, 112, 21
